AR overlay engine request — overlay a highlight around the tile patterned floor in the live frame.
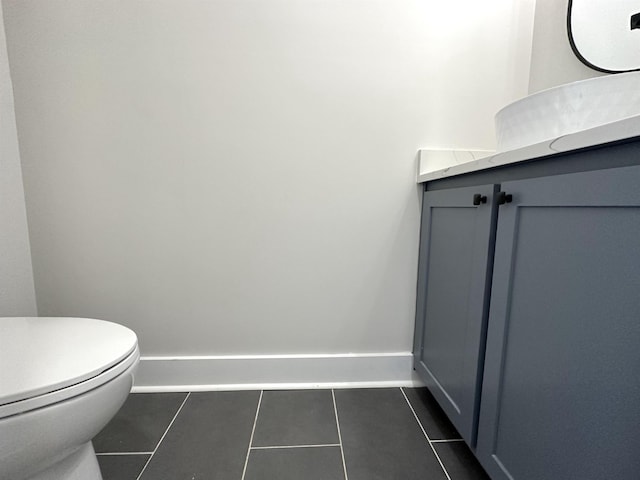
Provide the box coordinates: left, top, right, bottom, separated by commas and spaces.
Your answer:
93, 387, 489, 480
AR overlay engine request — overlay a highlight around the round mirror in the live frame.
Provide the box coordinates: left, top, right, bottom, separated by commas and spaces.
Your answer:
568, 0, 640, 73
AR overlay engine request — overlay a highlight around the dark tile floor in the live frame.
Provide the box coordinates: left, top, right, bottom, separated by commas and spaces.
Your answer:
93, 387, 489, 480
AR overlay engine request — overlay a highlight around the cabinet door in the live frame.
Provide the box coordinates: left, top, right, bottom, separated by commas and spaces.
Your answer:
476, 165, 640, 480
414, 184, 498, 444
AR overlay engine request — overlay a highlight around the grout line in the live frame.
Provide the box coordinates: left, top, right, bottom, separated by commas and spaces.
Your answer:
241, 390, 263, 480
331, 389, 349, 480
251, 444, 341, 450
430, 439, 464, 443
135, 392, 191, 480
400, 387, 452, 480
96, 452, 154, 456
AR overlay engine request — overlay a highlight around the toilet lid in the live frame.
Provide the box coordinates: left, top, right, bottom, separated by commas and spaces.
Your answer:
0, 317, 138, 408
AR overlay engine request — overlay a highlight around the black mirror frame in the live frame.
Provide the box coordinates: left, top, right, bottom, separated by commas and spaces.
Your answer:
567, 0, 640, 73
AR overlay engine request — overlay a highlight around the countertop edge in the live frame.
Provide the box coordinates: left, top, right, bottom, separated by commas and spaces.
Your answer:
417, 114, 640, 183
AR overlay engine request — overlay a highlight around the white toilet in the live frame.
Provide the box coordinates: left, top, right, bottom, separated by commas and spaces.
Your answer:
0, 317, 140, 480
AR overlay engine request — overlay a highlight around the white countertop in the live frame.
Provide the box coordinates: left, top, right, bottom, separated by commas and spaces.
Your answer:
417, 114, 640, 183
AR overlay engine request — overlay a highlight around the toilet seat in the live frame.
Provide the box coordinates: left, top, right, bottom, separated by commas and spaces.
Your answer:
0, 317, 139, 419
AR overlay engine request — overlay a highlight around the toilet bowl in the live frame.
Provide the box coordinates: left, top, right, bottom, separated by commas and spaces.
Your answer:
0, 317, 140, 480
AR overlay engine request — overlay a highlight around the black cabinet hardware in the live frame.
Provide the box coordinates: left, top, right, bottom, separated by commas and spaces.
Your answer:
497, 192, 513, 205
473, 194, 488, 205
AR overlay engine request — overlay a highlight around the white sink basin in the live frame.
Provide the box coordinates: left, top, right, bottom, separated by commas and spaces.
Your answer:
495, 71, 640, 152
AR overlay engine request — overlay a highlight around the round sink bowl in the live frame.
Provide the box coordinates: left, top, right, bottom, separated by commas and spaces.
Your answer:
495, 71, 640, 152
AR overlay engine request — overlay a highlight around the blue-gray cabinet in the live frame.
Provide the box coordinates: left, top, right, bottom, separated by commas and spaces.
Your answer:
413, 184, 497, 445
414, 145, 640, 480
476, 165, 640, 479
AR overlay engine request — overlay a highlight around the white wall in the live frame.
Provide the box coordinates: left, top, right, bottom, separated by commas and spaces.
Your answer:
0, 1, 36, 316
528, 0, 604, 93
3, 0, 533, 357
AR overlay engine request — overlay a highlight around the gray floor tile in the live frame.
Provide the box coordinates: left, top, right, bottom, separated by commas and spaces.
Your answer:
434, 442, 490, 479
93, 392, 188, 453
97, 454, 150, 480
252, 390, 339, 447
403, 387, 461, 440
139, 391, 260, 480
334, 388, 447, 480
244, 447, 345, 480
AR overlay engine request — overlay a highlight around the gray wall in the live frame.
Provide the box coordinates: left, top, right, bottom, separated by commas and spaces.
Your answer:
3, 0, 533, 356
0, 2, 36, 316
528, 0, 604, 93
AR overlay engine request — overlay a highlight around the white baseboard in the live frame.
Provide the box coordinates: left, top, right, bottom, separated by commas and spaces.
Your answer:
132, 352, 425, 393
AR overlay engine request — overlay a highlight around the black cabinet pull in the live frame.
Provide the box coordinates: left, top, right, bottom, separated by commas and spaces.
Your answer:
473, 194, 488, 206
497, 192, 513, 205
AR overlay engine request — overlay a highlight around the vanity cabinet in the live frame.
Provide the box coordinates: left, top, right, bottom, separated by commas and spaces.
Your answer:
476, 165, 640, 479
413, 184, 497, 445
414, 143, 640, 480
